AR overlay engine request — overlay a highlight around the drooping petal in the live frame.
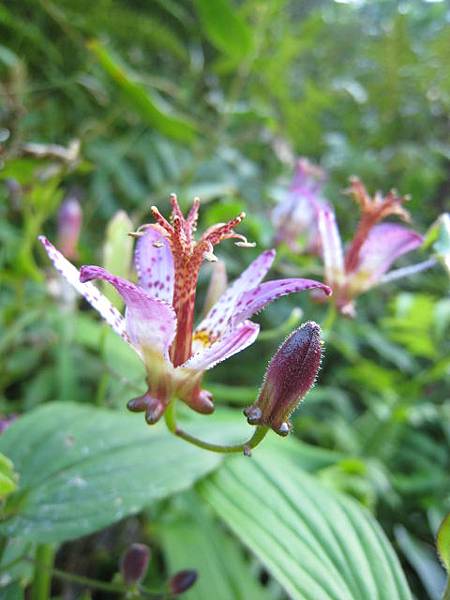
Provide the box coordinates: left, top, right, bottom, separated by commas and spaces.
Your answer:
355, 223, 423, 289
181, 320, 260, 371
39, 236, 131, 348
193, 250, 276, 348
79, 265, 176, 362
317, 208, 345, 287
232, 278, 332, 326
134, 225, 174, 303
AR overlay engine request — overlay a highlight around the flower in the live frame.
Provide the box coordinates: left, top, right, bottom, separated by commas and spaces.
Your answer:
57, 191, 83, 260
244, 321, 322, 436
39, 194, 331, 424
272, 158, 330, 253
317, 178, 423, 316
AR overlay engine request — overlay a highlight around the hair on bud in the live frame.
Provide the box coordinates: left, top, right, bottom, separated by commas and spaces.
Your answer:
244, 321, 322, 436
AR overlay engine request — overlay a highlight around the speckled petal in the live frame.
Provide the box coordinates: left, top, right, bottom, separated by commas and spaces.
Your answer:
232, 278, 331, 326
79, 265, 176, 362
134, 225, 174, 302
181, 320, 259, 371
318, 208, 345, 287
356, 223, 423, 288
193, 250, 275, 347
39, 236, 132, 350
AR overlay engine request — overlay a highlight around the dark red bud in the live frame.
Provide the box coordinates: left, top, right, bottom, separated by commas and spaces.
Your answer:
120, 543, 150, 585
169, 570, 198, 595
244, 321, 322, 436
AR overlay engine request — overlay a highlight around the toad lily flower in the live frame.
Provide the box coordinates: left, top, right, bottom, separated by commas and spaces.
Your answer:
39, 194, 331, 425
273, 158, 330, 253
318, 178, 423, 316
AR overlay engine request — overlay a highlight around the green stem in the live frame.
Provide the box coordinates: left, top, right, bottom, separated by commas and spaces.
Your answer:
31, 544, 55, 600
322, 303, 337, 336
164, 400, 268, 455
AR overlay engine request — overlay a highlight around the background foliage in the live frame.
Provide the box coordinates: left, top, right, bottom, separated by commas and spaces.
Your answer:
0, 0, 449, 598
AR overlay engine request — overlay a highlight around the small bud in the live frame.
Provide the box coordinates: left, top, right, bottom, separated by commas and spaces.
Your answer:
169, 570, 198, 595
120, 543, 150, 585
244, 321, 322, 436
57, 192, 83, 260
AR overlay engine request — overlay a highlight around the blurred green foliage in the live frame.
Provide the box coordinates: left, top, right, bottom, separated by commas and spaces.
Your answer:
0, 0, 449, 598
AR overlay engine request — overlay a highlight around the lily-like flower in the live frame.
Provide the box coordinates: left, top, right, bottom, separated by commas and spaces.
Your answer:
272, 158, 330, 253
317, 178, 423, 316
39, 194, 331, 424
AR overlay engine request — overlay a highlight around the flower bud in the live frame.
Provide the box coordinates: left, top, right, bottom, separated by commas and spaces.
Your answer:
244, 321, 322, 436
57, 191, 83, 260
120, 543, 150, 585
169, 570, 198, 595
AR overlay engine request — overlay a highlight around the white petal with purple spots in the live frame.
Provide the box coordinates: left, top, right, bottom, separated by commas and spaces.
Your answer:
182, 320, 259, 371
134, 225, 174, 302
193, 249, 275, 347
79, 265, 177, 362
232, 278, 332, 326
39, 236, 133, 350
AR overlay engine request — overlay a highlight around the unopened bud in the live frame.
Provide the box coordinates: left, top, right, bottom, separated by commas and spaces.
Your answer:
120, 543, 150, 585
169, 570, 198, 595
244, 321, 322, 436
57, 192, 83, 259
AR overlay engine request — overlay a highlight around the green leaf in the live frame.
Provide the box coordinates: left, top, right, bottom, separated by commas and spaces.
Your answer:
88, 40, 197, 142
0, 402, 249, 544
102, 210, 134, 309
437, 513, 450, 600
194, 0, 253, 62
0, 451, 18, 498
159, 491, 272, 600
199, 447, 412, 600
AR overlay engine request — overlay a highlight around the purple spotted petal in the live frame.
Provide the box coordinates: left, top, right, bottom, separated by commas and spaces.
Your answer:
318, 207, 345, 287
193, 250, 275, 347
181, 320, 259, 371
134, 225, 174, 302
232, 278, 332, 326
79, 265, 176, 362
39, 236, 132, 350
356, 223, 423, 288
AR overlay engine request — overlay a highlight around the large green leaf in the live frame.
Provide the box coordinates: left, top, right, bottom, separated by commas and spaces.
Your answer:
88, 40, 197, 142
159, 491, 272, 600
0, 402, 248, 544
194, 0, 253, 62
199, 448, 412, 600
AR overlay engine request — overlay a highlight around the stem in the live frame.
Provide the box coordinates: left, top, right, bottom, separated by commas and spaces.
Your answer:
27, 557, 162, 597
164, 400, 268, 455
31, 544, 55, 600
322, 303, 337, 336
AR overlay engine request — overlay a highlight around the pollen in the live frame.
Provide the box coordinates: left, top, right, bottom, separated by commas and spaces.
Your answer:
193, 329, 213, 347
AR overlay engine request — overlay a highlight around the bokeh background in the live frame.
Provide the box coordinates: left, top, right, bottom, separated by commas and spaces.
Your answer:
0, 1, 449, 599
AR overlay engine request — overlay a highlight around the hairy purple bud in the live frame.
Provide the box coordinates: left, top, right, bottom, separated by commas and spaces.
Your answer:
244, 321, 322, 436
57, 192, 83, 259
120, 543, 150, 585
169, 570, 198, 595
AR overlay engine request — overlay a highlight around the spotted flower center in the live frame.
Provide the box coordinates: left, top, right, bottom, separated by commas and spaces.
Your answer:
150, 194, 252, 367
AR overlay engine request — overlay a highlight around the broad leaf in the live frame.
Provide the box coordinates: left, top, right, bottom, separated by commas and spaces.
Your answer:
0, 402, 248, 543
159, 491, 272, 600
199, 447, 412, 600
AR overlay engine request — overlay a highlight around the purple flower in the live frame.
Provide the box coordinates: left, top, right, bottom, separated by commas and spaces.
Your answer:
272, 158, 330, 253
317, 178, 423, 316
39, 195, 331, 424
244, 322, 322, 436
57, 192, 83, 260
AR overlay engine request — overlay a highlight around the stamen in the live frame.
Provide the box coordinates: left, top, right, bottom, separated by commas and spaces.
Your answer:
151, 205, 174, 234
